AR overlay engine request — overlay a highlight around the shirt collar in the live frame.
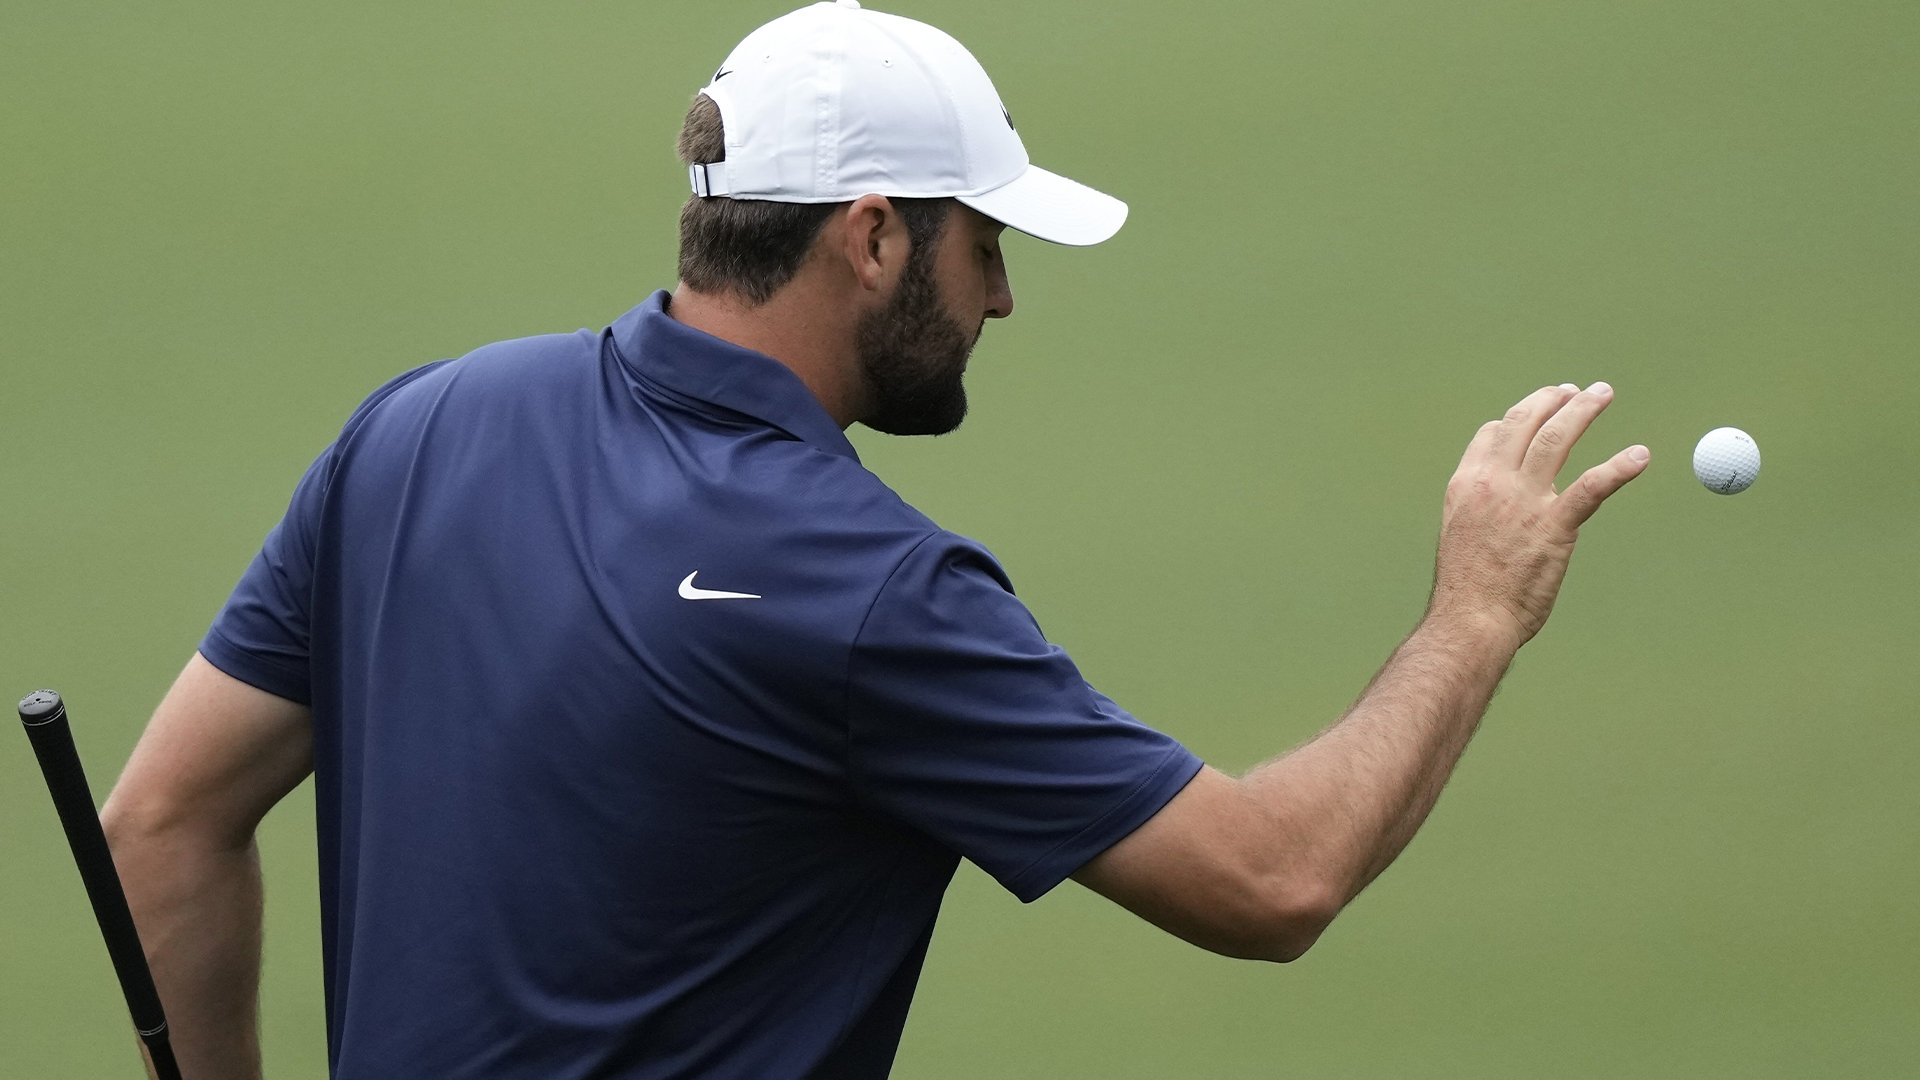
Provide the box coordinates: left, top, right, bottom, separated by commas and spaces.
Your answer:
608, 291, 859, 463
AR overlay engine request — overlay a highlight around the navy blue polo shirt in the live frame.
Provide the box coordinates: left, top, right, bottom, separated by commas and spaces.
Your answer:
201, 291, 1202, 1080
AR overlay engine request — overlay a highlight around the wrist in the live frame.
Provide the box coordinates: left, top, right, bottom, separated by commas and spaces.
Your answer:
1415, 606, 1526, 658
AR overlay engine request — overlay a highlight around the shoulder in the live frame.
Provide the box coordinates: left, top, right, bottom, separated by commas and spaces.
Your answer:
855, 527, 1025, 646
736, 446, 960, 603
339, 327, 606, 432
879, 528, 1009, 592
337, 358, 456, 440
445, 327, 605, 384
772, 451, 1009, 602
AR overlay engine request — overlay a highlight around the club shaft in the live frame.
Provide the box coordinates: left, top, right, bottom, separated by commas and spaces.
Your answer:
20, 692, 185, 1080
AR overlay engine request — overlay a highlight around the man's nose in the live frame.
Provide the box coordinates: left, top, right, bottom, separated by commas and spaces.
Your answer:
985, 263, 1013, 320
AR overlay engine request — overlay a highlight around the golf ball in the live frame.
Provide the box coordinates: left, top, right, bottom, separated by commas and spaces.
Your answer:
1692, 427, 1761, 494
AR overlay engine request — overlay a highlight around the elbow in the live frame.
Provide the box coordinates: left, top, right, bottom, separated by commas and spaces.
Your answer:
100, 790, 167, 853
1258, 920, 1333, 964
1208, 876, 1348, 964
1250, 885, 1346, 963
101, 785, 228, 856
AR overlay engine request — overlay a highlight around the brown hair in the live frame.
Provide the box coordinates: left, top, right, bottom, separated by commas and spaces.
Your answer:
675, 94, 952, 305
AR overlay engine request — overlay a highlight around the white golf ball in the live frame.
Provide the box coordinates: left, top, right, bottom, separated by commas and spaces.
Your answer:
1693, 427, 1761, 494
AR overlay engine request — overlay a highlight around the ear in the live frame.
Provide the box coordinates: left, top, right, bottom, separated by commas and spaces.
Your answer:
840, 194, 913, 294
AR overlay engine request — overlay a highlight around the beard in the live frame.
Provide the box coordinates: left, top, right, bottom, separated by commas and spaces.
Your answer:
855, 252, 978, 436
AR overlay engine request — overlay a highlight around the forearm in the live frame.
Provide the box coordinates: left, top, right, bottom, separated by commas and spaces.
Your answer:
1241, 612, 1517, 903
104, 812, 265, 1080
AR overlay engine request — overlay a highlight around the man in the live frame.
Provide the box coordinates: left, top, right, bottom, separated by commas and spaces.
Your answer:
100, 3, 1650, 1078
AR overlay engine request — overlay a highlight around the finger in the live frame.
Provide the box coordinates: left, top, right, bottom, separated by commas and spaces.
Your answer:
1460, 385, 1574, 468
1522, 381, 1614, 483
1456, 419, 1504, 470
1557, 444, 1651, 527
1486, 385, 1579, 469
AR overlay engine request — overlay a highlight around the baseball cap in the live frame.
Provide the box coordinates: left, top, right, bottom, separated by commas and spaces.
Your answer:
689, 0, 1127, 246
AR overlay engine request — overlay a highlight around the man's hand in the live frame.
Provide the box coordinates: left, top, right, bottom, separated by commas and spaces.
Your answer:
1075, 383, 1647, 963
1431, 382, 1650, 648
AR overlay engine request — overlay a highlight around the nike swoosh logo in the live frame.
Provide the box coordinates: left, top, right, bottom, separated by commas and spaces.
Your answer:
678, 571, 761, 600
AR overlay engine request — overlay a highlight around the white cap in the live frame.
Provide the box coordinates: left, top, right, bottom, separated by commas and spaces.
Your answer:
689, 0, 1127, 246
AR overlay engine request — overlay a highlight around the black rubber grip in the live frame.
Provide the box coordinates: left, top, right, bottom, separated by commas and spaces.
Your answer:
19, 690, 185, 1080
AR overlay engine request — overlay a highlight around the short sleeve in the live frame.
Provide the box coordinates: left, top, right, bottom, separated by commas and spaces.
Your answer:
199, 360, 452, 705
198, 445, 336, 706
845, 533, 1203, 902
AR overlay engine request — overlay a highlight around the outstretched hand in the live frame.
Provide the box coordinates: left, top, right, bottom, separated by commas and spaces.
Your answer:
1430, 382, 1649, 648
1074, 381, 1649, 964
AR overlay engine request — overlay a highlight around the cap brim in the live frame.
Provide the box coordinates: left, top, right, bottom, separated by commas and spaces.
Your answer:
958, 164, 1128, 246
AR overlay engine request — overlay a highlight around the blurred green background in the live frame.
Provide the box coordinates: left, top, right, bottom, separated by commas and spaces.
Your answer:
3, 0, 1915, 1075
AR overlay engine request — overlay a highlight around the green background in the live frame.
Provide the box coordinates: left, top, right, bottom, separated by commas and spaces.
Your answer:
3, 0, 1915, 1075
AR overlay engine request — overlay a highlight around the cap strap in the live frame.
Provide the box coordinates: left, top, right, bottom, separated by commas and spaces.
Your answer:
689, 162, 732, 198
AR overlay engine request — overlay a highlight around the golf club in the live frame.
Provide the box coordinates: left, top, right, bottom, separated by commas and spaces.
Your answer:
19, 689, 185, 1080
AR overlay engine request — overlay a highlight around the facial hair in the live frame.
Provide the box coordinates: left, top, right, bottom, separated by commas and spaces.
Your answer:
855, 251, 978, 437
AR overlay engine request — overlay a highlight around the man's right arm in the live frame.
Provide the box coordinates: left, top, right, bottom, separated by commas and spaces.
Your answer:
101, 653, 313, 1080
1074, 383, 1650, 961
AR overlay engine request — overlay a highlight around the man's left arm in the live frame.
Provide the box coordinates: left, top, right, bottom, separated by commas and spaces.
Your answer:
101, 652, 313, 1080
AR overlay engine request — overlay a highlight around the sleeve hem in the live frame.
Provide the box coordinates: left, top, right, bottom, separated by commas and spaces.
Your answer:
198, 628, 312, 706
1000, 745, 1205, 904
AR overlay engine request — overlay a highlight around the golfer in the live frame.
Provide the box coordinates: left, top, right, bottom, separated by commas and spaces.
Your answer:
102, 4, 1649, 1078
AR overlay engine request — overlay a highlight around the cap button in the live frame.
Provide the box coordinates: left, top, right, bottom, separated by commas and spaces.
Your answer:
836, 0, 861, 7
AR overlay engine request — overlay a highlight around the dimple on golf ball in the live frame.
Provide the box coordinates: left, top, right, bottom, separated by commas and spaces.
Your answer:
1693, 427, 1761, 495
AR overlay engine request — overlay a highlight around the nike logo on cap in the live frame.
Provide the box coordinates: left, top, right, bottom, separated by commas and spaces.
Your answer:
678, 571, 761, 600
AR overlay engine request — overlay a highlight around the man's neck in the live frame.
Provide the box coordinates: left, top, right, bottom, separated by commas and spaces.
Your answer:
668, 283, 866, 429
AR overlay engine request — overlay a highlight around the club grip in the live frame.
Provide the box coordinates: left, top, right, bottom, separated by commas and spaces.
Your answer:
19, 690, 185, 1080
